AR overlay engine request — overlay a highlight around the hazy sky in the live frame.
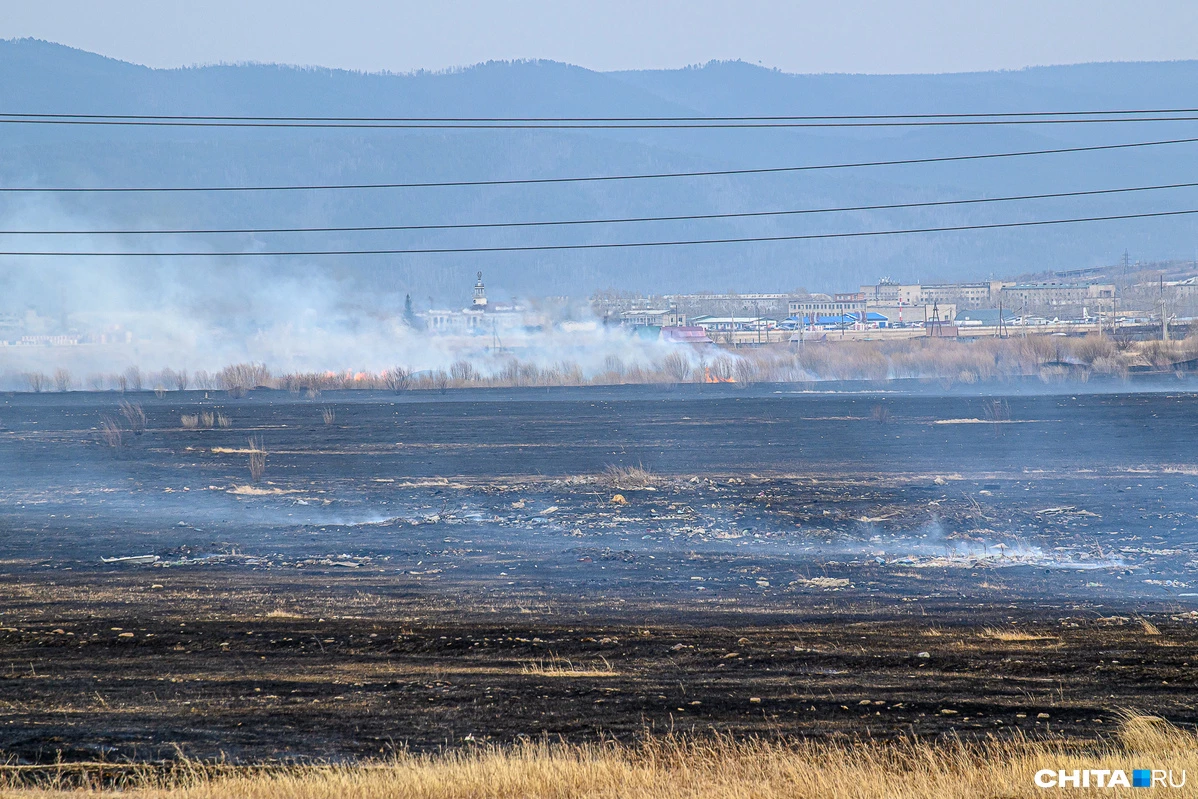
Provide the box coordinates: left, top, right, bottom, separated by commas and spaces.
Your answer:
4, 0, 1198, 75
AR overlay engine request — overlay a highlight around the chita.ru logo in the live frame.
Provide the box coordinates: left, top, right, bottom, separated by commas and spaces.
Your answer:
1034, 768, 1186, 789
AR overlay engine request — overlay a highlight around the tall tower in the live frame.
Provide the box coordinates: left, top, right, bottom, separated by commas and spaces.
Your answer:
472, 271, 488, 310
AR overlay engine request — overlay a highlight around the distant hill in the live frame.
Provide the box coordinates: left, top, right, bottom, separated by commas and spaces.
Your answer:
2, 38, 1197, 308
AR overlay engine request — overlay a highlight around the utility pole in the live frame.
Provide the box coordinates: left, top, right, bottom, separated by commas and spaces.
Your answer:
997, 295, 1007, 339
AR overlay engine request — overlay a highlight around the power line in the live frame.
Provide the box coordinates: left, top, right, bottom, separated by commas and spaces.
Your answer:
3, 180, 1196, 236
6, 108, 1198, 122
3, 135, 1197, 193
5, 111, 1198, 129
3, 208, 1195, 256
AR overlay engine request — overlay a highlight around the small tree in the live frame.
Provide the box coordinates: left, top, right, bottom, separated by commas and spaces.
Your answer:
53, 368, 72, 392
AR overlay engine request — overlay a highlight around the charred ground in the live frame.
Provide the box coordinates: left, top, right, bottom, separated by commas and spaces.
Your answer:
1, 384, 1196, 764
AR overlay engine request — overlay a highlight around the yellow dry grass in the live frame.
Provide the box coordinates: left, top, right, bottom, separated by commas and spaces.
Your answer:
2, 715, 1194, 799
978, 627, 1057, 642
520, 654, 617, 678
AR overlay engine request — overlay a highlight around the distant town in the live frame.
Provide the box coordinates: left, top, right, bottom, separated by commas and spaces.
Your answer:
3, 257, 1197, 357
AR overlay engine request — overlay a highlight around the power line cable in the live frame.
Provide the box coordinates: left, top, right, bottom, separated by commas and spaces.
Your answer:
3, 180, 1196, 235
5, 108, 1198, 122
5, 111, 1198, 128
3, 135, 1197, 193
3, 208, 1195, 256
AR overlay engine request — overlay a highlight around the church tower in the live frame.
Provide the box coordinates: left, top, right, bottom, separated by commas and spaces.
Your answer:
472, 271, 488, 310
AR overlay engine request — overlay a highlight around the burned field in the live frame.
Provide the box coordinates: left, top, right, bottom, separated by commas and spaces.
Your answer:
1, 385, 1198, 763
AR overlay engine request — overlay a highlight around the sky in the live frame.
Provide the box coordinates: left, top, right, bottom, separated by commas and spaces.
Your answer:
3, 0, 1198, 75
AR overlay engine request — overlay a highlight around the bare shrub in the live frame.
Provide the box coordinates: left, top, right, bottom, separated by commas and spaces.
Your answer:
24, 372, 48, 392
154, 385, 167, 399
99, 415, 124, 448
216, 412, 232, 428
53, 368, 72, 392
602, 355, 626, 383
247, 436, 267, 483
870, 404, 891, 424
383, 366, 412, 392
218, 362, 271, 393
321, 406, 336, 425
192, 370, 213, 390
734, 357, 757, 384
86, 374, 105, 391
431, 369, 450, 393
123, 366, 143, 392
662, 351, 691, 383
983, 399, 1011, 435
710, 356, 735, 382
450, 360, 476, 385
180, 414, 200, 429
305, 387, 321, 400
119, 400, 146, 434
115, 373, 128, 393
161, 367, 189, 391
200, 411, 215, 428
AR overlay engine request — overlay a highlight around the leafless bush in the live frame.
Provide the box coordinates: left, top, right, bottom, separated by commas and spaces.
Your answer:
710, 356, 735, 382
87, 374, 105, 391
247, 436, 267, 483
450, 360, 476, 385
305, 387, 321, 400
383, 366, 412, 392
24, 372, 47, 392
180, 414, 200, 429
53, 368, 72, 392
662, 351, 691, 383
431, 369, 449, 393
119, 400, 146, 434
192, 370, 213, 390
200, 411, 215, 428
154, 385, 167, 399
734, 357, 757, 384
123, 367, 143, 392
321, 406, 336, 425
160, 368, 189, 391
216, 412, 232, 428
218, 362, 271, 393
870, 404, 891, 424
602, 355, 626, 383
99, 415, 124, 448
115, 374, 128, 393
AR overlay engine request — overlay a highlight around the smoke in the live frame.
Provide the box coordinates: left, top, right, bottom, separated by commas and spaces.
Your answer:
0, 203, 698, 388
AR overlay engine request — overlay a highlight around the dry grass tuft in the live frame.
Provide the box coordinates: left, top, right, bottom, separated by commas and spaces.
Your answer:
978, 627, 1055, 642
119, 400, 147, 435
180, 414, 200, 429
216, 412, 232, 429
98, 416, 124, 448
2, 716, 1195, 798
246, 436, 267, 483
603, 464, 659, 490
521, 654, 617, 678
1137, 617, 1163, 636
321, 407, 336, 425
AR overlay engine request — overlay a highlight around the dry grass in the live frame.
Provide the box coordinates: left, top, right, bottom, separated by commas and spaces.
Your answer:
2, 715, 1194, 798
98, 416, 123, 448
603, 464, 659, 490
521, 654, 617, 678
978, 627, 1056, 642
246, 436, 267, 483
321, 407, 336, 425
180, 414, 200, 429
215, 413, 232, 429
1137, 617, 1163, 636
119, 400, 146, 435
